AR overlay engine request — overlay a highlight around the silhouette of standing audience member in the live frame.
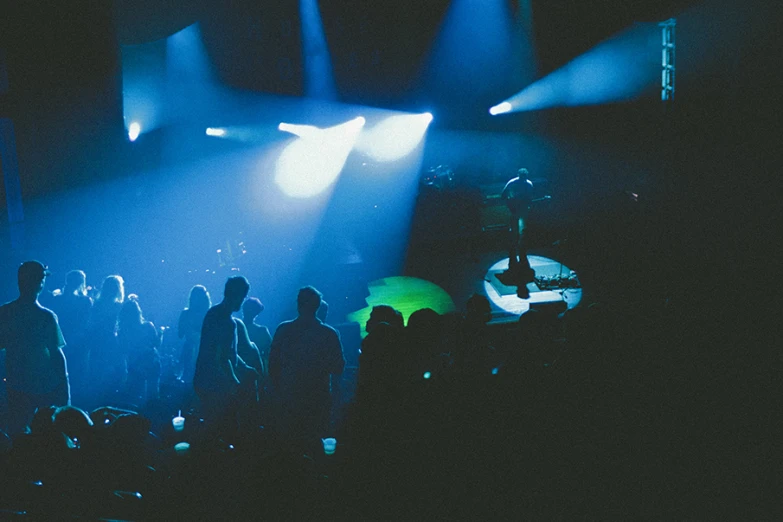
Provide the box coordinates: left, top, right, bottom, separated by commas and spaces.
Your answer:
49, 270, 92, 395
0, 261, 70, 435
241, 297, 271, 376
193, 276, 258, 438
87, 275, 125, 405
269, 286, 345, 444
178, 285, 211, 384
119, 297, 161, 404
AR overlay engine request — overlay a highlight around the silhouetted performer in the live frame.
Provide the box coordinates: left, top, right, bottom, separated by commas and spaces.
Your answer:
87, 275, 125, 403
119, 297, 161, 403
178, 285, 211, 384
49, 270, 92, 393
0, 261, 70, 435
193, 276, 258, 435
269, 286, 345, 443
500, 169, 536, 298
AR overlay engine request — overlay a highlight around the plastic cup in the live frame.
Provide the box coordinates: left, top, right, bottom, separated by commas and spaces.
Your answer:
172, 415, 185, 432
322, 437, 337, 455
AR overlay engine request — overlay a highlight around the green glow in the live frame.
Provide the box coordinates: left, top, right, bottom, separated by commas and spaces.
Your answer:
346, 276, 457, 338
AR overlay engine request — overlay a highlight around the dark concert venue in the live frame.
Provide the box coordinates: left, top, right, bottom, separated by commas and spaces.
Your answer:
0, 0, 774, 519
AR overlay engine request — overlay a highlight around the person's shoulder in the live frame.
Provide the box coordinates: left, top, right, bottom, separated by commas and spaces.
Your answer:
320, 321, 338, 332
37, 302, 58, 317
273, 319, 296, 334
277, 319, 296, 329
318, 321, 340, 337
203, 305, 221, 319
233, 317, 248, 330
141, 320, 157, 333
0, 300, 12, 321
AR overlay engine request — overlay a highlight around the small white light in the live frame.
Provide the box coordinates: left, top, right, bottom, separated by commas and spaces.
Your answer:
128, 122, 141, 141
489, 102, 512, 116
206, 127, 226, 137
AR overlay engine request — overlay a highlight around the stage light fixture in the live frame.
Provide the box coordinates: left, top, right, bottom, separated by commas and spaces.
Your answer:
205, 127, 226, 137
128, 122, 141, 141
489, 102, 512, 115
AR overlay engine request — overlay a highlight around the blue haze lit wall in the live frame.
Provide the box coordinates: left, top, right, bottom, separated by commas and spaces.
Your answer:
121, 38, 165, 137
165, 24, 218, 123
423, 0, 535, 103
490, 22, 659, 114
122, 23, 216, 138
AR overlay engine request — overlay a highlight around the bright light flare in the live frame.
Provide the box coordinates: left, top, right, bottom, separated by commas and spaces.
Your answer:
355, 112, 433, 162
205, 127, 226, 137
489, 102, 512, 115
274, 116, 365, 198
128, 122, 141, 141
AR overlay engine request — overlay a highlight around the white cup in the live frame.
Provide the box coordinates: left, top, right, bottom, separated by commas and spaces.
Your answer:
322, 437, 337, 455
172, 415, 185, 432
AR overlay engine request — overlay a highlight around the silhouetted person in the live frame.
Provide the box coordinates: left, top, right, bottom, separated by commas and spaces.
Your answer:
119, 297, 161, 404
454, 294, 496, 375
235, 301, 263, 429
317, 299, 329, 323
49, 270, 92, 391
88, 275, 125, 405
193, 276, 258, 437
178, 285, 211, 384
500, 169, 536, 298
406, 307, 445, 375
0, 261, 70, 435
357, 305, 405, 392
241, 297, 272, 375
269, 286, 345, 444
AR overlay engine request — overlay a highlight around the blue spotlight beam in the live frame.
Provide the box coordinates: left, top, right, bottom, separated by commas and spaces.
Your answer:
274, 116, 365, 198
491, 22, 659, 114
355, 112, 433, 162
300, 0, 336, 100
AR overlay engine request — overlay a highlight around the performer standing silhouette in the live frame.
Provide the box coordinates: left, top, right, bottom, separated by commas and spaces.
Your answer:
499, 169, 537, 298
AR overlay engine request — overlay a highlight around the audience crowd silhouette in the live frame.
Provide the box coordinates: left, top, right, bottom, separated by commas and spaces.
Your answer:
0, 259, 724, 519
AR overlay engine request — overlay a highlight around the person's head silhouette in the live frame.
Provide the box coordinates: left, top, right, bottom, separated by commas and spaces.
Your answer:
242, 297, 264, 321
17, 261, 50, 299
223, 276, 250, 312
188, 284, 211, 312
99, 275, 125, 304
297, 286, 322, 318
64, 270, 87, 296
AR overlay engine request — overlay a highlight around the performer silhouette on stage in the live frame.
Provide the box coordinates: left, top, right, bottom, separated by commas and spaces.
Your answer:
498, 169, 537, 298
